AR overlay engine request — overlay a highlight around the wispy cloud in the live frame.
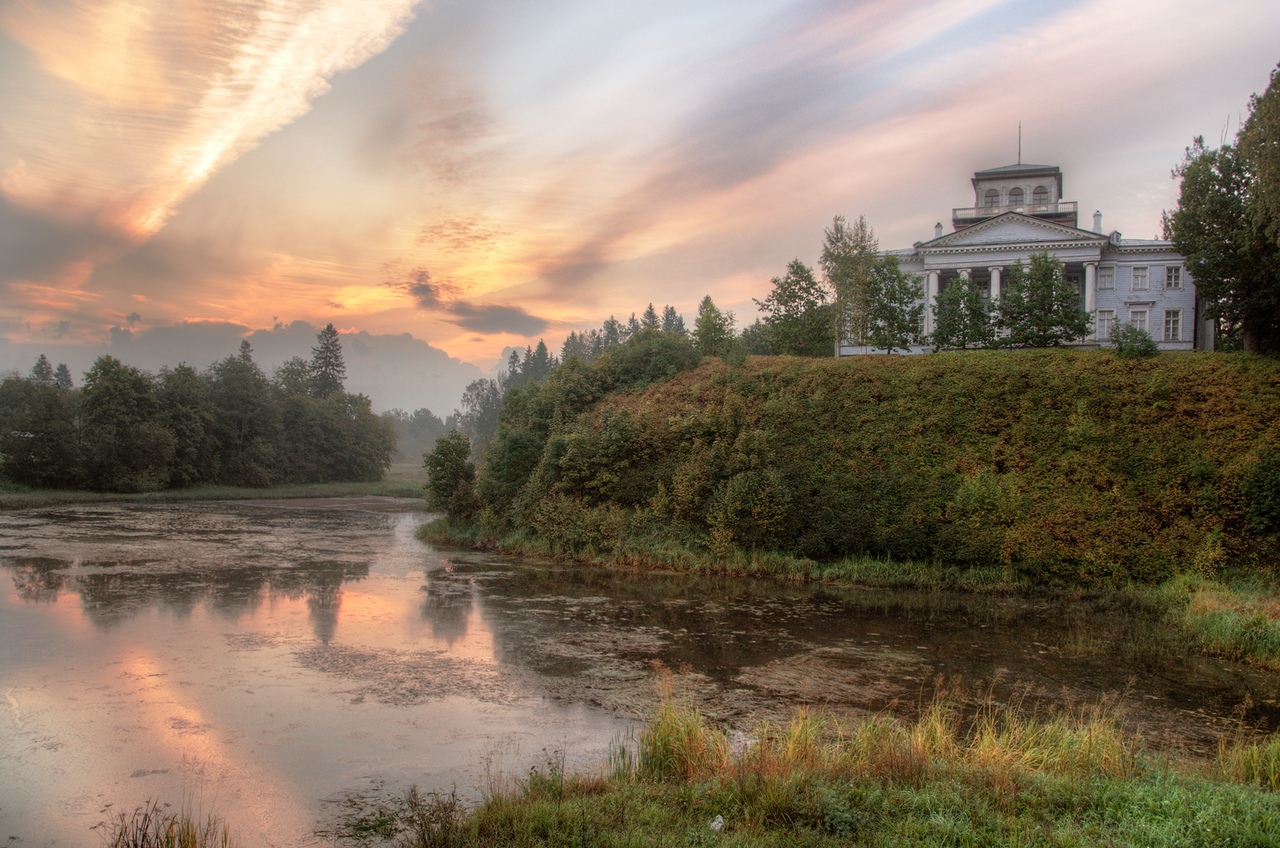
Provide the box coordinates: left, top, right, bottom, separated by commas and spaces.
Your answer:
1, 0, 424, 236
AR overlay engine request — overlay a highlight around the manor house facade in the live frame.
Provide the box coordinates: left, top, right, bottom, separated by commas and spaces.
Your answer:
837, 163, 1214, 355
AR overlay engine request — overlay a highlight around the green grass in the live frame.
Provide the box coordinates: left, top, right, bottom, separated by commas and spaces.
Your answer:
0, 478, 425, 510
1151, 573, 1280, 670
309, 694, 1280, 847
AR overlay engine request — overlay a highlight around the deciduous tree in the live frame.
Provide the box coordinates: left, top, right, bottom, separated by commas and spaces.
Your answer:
754, 259, 835, 356
931, 274, 994, 351
864, 255, 925, 354
821, 215, 880, 347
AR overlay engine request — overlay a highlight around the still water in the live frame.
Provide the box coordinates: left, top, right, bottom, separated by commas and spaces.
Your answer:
1, 499, 1277, 846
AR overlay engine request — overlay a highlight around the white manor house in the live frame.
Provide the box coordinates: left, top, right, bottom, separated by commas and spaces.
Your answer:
837, 162, 1214, 355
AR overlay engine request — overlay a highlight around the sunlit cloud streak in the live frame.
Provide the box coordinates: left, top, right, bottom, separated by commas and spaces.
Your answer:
0, 0, 423, 236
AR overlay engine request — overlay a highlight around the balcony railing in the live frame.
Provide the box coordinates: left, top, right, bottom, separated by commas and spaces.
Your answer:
952, 200, 1078, 223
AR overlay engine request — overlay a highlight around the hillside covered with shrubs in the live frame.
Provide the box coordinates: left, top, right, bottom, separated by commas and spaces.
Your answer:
433, 347, 1280, 584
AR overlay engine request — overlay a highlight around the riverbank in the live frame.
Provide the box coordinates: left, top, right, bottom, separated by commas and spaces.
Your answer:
422, 516, 1280, 673
130, 694, 1280, 847
0, 464, 426, 510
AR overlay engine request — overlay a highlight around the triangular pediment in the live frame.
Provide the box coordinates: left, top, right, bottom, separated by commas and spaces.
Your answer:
923, 213, 1104, 249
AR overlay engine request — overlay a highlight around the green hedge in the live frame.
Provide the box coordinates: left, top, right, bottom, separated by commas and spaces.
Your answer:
471, 350, 1280, 584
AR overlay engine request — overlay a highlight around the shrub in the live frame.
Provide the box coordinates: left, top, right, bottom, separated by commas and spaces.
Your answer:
1111, 323, 1160, 358
423, 431, 478, 518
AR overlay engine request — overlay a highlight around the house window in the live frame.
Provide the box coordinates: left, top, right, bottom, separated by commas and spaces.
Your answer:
984, 189, 999, 208
1098, 266, 1115, 290
1131, 266, 1149, 291
1096, 309, 1115, 341
1008, 187, 1024, 206
1164, 309, 1181, 342
1165, 266, 1183, 289
1032, 185, 1048, 205
1129, 309, 1148, 334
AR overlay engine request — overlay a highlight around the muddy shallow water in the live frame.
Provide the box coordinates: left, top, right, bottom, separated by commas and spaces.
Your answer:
1, 499, 1277, 845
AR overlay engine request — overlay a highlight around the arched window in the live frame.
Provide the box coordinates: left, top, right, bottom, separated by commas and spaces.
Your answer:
1032, 185, 1048, 206
1008, 187, 1024, 207
984, 189, 999, 208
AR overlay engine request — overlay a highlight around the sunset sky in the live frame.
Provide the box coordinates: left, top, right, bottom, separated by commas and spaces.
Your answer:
1, 0, 1279, 410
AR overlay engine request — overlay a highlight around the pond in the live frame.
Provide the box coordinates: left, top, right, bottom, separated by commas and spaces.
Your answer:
1, 498, 1277, 845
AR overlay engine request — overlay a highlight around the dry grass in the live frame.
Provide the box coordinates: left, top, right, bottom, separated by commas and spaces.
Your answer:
96, 800, 238, 848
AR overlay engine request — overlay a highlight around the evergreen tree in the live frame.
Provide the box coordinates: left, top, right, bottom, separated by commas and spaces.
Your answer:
238, 339, 255, 364
53, 363, 73, 389
995, 253, 1092, 348
661, 305, 687, 336
29, 354, 54, 384
864, 255, 926, 354
624, 312, 642, 340
692, 295, 734, 357
602, 316, 623, 349
641, 303, 660, 331
931, 275, 994, 351
309, 323, 346, 398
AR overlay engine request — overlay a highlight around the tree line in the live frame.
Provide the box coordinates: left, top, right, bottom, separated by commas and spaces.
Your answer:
746, 216, 1096, 357
0, 324, 394, 492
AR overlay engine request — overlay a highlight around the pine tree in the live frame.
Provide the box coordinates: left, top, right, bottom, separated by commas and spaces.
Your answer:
29, 354, 54, 384
53, 363, 73, 389
641, 303, 660, 331
661, 305, 687, 336
309, 323, 346, 398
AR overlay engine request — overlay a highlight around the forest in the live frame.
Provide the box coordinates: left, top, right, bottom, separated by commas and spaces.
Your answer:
0, 324, 394, 492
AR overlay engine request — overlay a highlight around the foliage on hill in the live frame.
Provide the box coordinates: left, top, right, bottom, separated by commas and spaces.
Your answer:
0, 330, 394, 493
437, 350, 1280, 585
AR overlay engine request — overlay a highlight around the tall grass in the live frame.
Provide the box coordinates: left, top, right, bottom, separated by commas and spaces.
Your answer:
1154, 572, 1280, 669
97, 800, 238, 848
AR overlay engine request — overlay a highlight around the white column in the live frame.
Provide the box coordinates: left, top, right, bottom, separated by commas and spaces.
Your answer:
925, 270, 940, 336
958, 268, 971, 279
1084, 262, 1098, 339
989, 266, 1002, 301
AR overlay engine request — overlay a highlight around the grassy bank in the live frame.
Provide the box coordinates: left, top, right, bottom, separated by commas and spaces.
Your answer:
310, 694, 1280, 847
460, 350, 1280, 585
421, 516, 1280, 671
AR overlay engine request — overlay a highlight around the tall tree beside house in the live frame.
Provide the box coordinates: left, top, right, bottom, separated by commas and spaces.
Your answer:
995, 253, 1092, 348
754, 259, 835, 356
931, 274, 995, 351
864, 255, 926, 354
310, 323, 347, 398
1166, 68, 1280, 353
821, 215, 880, 347
1240, 64, 1280, 249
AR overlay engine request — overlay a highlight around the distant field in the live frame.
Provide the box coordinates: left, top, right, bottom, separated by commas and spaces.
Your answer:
0, 476, 426, 510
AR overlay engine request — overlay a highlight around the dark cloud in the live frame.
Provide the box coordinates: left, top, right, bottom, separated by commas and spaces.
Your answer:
388, 267, 549, 336
53, 321, 71, 339
0, 195, 127, 284
126, 312, 141, 325
447, 302, 548, 335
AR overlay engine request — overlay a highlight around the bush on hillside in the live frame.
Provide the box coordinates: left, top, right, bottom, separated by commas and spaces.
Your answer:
1111, 323, 1160, 359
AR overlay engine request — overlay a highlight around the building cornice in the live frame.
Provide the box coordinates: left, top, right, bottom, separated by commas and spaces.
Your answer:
914, 238, 1106, 257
